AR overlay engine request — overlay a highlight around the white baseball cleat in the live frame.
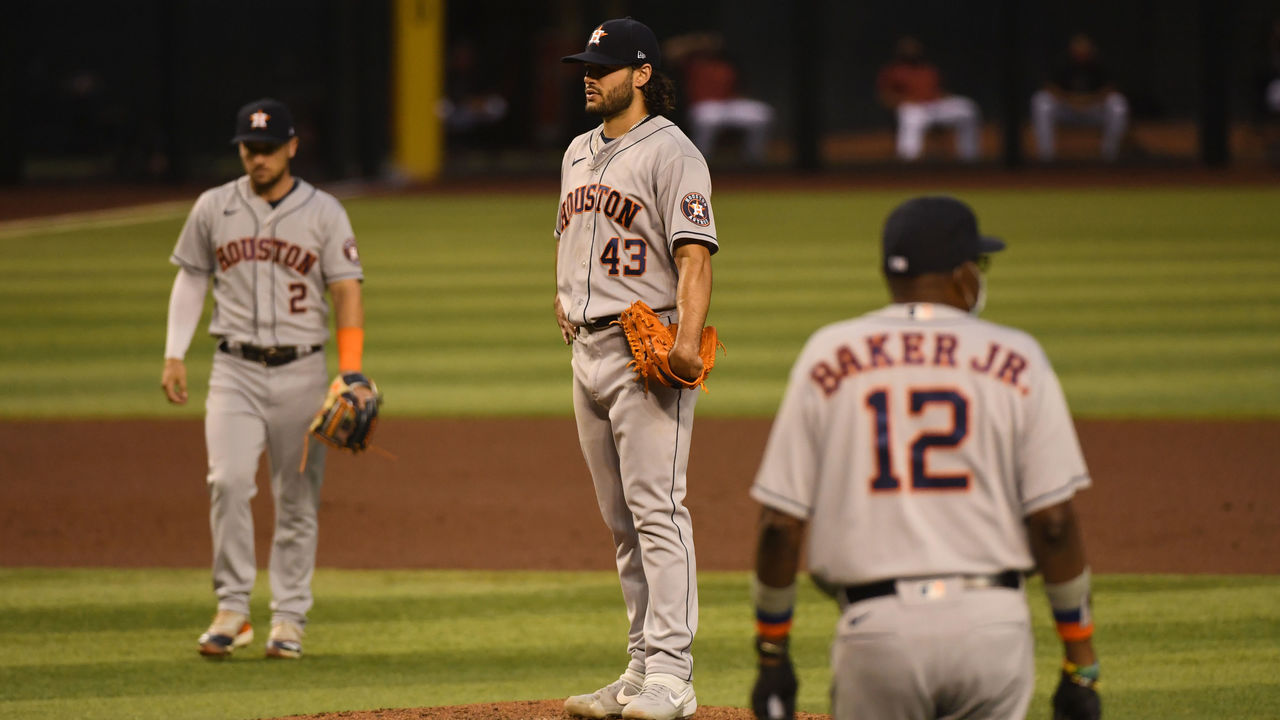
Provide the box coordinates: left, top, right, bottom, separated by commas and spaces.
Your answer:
620, 673, 697, 720
264, 619, 304, 659
197, 610, 253, 658
565, 668, 645, 718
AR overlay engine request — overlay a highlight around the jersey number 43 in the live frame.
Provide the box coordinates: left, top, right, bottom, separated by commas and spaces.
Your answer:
865, 388, 970, 492
600, 236, 647, 276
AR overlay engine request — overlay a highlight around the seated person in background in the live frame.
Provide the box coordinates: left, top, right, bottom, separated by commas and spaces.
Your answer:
1255, 18, 1280, 164
1031, 34, 1129, 162
668, 32, 775, 164
876, 36, 982, 162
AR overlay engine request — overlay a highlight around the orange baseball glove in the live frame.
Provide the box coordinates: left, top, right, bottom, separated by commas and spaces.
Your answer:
614, 300, 723, 392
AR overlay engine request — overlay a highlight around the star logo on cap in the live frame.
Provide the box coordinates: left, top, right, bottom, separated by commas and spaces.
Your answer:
249, 110, 270, 129
588, 26, 608, 45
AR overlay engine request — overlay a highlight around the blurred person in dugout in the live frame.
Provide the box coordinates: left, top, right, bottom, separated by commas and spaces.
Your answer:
666, 32, 775, 164
876, 36, 982, 162
1031, 33, 1130, 162
1254, 18, 1280, 163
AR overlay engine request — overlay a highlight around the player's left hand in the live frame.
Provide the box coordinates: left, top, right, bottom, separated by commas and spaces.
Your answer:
348, 382, 375, 409
308, 372, 381, 453
1052, 667, 1101, 720
751, 637, 797, 720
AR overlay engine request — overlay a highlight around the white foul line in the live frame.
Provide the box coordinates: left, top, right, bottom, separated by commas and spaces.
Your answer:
0, 201, 193, 239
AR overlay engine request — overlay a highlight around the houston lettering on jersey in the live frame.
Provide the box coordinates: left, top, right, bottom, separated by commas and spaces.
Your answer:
809, 332, 1031, 396
558, 183, 644, 233
215, 237, 318, 275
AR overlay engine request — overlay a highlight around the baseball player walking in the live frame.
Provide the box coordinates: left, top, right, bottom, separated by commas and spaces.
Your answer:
553, 17, 717, 720
748, 196, 1101, 720
161, 98, 373, 659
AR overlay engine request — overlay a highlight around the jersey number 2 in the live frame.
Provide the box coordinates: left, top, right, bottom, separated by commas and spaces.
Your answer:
288, 283, 307, 314
865, 388, 970, 491
600, 237, 647, 276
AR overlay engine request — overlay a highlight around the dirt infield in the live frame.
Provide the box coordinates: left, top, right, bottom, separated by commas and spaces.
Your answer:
3, 417, 1276, 573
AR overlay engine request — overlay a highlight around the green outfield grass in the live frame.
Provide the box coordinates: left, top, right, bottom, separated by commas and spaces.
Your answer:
0, 569, 1276, 719
1, 186, 1277, 418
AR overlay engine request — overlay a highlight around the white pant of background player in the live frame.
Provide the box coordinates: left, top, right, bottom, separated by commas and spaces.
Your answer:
894, 97, 982, 161
831, 580, 1033, 719
1031, 89, 1129, 161
206, 350, 328, 625
688, 98, 775, 164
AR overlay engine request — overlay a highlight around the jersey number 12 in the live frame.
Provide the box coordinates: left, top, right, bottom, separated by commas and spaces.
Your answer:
865, 388, 970, 492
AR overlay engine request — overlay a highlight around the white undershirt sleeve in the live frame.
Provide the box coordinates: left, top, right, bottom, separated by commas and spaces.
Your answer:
164, 268, 209, 360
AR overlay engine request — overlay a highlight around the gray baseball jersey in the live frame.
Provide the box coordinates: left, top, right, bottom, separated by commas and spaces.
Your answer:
751, 302, 1089, 718
556, 115, 717, 682
171, 175, 362, 628
171, 175, 363, 346
555, 114, 718, 326
752, 302, 1089, 583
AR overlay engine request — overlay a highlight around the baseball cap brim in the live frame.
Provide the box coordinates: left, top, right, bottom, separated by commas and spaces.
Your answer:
978, 235, 1006, 254
229, 133, 286, 146
562, 49, 638, 65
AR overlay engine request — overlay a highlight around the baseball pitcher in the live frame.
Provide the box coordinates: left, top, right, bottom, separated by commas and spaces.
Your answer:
554, 17, 717, 720
749, 196, 1101, 720
161, 98, 375, 660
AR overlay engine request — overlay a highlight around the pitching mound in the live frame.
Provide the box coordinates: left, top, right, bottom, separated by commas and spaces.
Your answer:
280, 700, 829, 719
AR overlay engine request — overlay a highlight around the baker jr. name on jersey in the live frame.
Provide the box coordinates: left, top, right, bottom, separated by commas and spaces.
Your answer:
215, 236, 318, 275
557, 182, 644, 233
810, 330, 1031, 396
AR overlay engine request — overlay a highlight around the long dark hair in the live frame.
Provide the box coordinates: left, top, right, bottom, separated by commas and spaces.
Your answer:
640, 69, 676, 116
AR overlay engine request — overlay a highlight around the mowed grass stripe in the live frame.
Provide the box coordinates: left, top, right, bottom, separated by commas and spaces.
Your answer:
2, 188, 1277, 418
0, 569, 1277, 718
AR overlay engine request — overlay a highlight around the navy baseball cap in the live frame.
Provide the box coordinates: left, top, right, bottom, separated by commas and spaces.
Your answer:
562, 17, 661, 68
882, 196, 1005, 276
230, 98, 295, 145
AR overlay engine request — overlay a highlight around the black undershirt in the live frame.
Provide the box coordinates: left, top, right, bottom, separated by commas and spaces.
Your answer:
268, 179, 299, 209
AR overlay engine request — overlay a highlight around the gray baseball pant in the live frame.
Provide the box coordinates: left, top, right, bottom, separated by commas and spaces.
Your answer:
571, 324, 700, 681
830, 580, 1033, 719
205, 350, 327, 626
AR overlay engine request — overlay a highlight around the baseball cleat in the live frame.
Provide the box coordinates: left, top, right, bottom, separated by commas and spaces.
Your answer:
197, 610, 253, 658
264, 619, 304, 659
565, 668, 645, 718
620, 673, 697, 720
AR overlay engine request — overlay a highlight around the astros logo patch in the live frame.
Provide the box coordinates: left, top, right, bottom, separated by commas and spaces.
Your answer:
680, 192, 711, 227
588, 26, 608, 45
343, 237, 361, 265
250, 110, 270, 129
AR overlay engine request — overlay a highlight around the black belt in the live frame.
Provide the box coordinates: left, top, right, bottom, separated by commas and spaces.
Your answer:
218, 340, 322, 367
584, 314, 620, 331
841, 570, 1023, 605
582, 308, 676, 332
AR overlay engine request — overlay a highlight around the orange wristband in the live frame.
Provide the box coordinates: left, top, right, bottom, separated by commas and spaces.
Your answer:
336, 326, 364, 372
755, 619, 793, 642
1055, 621, 1095, 642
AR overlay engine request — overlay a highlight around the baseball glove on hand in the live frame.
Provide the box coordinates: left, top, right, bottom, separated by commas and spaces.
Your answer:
615, 300, 723, 392
309, 372, 381, 453
1052, 665, 1101, 720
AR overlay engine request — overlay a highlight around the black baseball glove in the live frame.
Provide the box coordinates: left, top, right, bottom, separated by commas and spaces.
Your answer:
751, 637, 797, 720
309, 372, 381, 452
1052, 666, 1101, 720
